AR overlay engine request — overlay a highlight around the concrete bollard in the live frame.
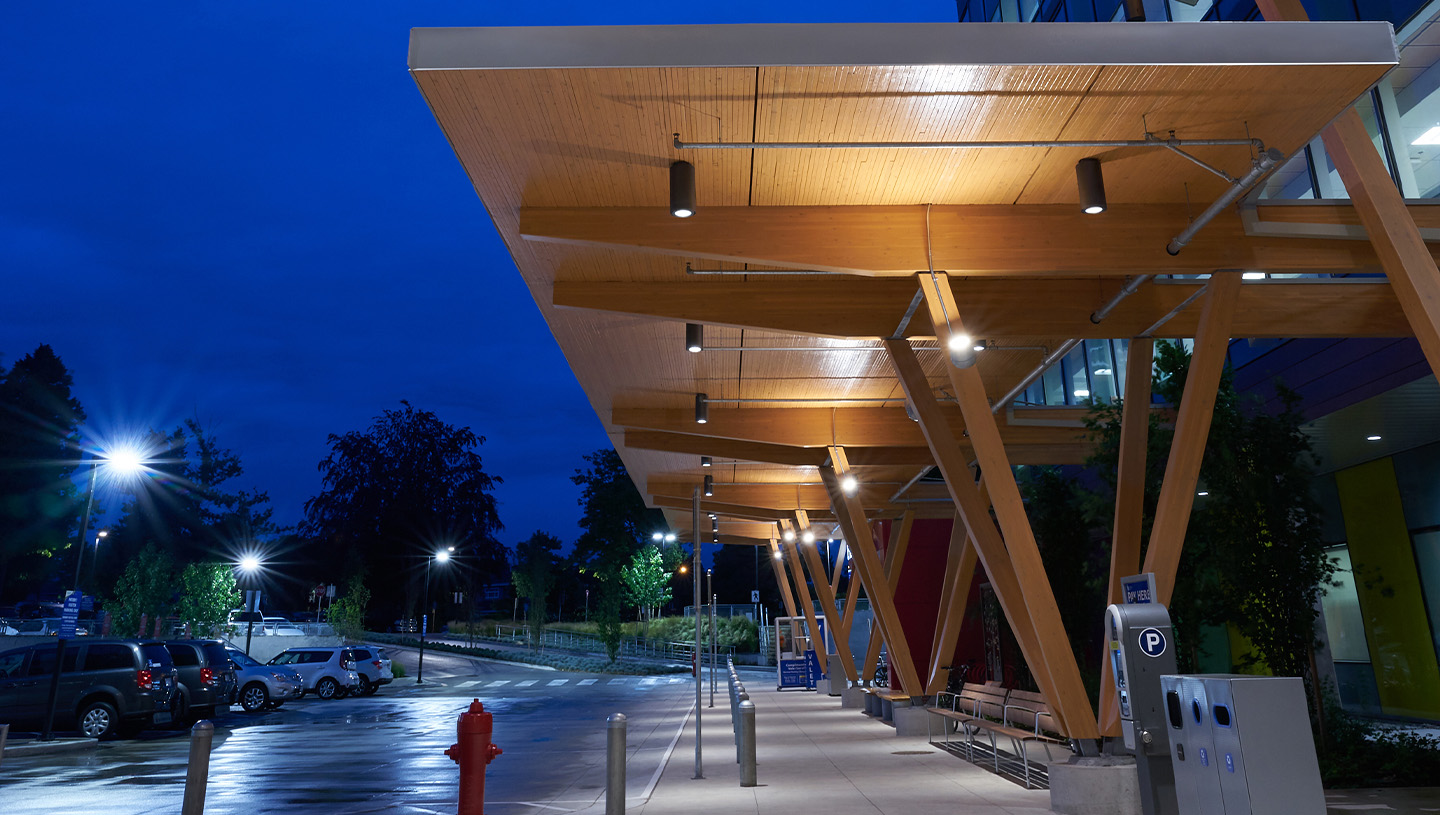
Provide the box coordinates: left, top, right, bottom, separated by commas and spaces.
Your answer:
735, 689, 748, 763
181, 720, 214, 815
607, 713, 627, 815
739, 700, 757, 787
0, 723, 8, 769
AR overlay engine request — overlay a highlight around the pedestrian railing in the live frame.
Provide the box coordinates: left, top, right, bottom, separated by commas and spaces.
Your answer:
476, 624, 735, 662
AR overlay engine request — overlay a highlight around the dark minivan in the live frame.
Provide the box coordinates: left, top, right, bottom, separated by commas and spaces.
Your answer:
163, 640, 236, 724
0, 639, 178, 738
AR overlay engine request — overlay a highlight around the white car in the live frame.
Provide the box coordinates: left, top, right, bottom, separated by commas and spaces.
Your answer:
348, 645, 394, 696
267, 648, 360, 699
261, 617, 304, 636
227, 648, 305, 712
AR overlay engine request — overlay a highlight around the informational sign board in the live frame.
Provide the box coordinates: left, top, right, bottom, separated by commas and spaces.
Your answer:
245, 590, 262, 613
1121, 572, 1158, 605
751, 590, 760, 603
778, 659, 810, 689
60, 592, 80, 639
422, 614, 429, 636
804, 649, 823, 685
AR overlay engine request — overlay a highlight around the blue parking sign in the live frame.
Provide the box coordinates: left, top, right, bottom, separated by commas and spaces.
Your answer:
60, 592, 81, 639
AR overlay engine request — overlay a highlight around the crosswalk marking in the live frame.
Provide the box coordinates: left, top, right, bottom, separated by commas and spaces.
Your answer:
666, 677, 685, 683
516, 680, 538, 687
638, 677, 657, 685
547, 679, 568, 687
486, 680, 510, 687
456, 680, 481, 688
608, 678, 627, 685
577, 679, 597, 686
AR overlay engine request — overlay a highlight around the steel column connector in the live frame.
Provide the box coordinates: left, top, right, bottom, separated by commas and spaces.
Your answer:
1167, 148, 1285, 255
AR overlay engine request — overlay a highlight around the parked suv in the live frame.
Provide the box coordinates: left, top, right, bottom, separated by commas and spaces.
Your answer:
267, 648, 359, 699
163, 640, 236, 724
226, 647, 304, 712
347, 645, 394, 696
0, 639, 178, 738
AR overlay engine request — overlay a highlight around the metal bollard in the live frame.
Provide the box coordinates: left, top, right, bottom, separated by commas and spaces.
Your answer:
739, 700, 757, 787
607, 713, 627, 815
181, 720, 214, 815
735, 689, 748, 763
446, 700, 504, 815
1, 723, 9, 769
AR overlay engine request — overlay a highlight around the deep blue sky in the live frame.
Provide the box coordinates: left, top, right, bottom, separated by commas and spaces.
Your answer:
2, 1, 954, 548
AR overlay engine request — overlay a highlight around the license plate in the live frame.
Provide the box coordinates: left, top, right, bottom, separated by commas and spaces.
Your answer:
154, 711, 172, 724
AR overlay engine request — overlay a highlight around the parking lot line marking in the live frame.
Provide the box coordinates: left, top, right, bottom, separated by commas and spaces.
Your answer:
577, 679, 597, 686
547, 679, 568, 686
608, 678, 627, 685
486, 680, 510, 687
456, 680, 481, 688
516, 680, 538, 687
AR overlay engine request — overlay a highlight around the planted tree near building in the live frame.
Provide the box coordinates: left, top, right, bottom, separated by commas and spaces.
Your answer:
0, 344, 86, 599
173, 562, 241, 635
110, 543, 178, 636
622, 546, 673, 634
512, 531, 561, 649
328, 574, 371, 641
303, 401, 505, 622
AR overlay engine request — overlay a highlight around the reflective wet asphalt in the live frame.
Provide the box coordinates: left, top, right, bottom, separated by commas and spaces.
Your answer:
0, 647, 698, 814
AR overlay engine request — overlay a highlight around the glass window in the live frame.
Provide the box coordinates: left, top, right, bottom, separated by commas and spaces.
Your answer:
1042, 364, 1065, 406
229, 649, 260, 668
1168, 0, 1216, 23
302, 652, 330, 664
269, 652, 299, 665
1114, 339, 1131, 396
141, 644, 172, 667
201, 644, 229, 667
1413, 530, 1440, 668
1085, 339, 1118, 404
0, 652, 26, 679
84, 644, 135, 671
1321, 545, 1373, 663
167, 645, 199, 666
28, 646, 79, 676
1063, 345, 1090, 403
350, 649, 371, 661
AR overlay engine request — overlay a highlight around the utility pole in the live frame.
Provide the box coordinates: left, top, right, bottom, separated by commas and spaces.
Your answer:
692, 485, 703, 779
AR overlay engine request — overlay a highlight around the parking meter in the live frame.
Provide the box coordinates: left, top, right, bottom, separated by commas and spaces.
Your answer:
1106, 603, 1179, 815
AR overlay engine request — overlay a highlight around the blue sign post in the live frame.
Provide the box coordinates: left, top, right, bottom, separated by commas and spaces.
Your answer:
60, 592, 80, 639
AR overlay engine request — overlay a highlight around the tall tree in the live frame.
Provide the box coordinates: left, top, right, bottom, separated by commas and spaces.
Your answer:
302, 402, 505, 623
512, 531, 561, 648
622, 546, 673, 633
570, 448, 662, 661
0, 344, 86, 599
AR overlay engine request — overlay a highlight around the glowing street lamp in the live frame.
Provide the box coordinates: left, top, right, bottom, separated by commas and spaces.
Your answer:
418, 546, 455, 684
72, 444, 149, 593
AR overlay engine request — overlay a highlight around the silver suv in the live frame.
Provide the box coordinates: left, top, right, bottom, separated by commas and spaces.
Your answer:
347, 646, 394, 696
227, 648, 304, 712
267, 648, 359, 700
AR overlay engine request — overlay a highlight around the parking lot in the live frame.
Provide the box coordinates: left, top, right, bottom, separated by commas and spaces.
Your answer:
1, 647, 698, 815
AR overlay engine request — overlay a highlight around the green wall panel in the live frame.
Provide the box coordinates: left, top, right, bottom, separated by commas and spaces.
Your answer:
1336, 458, 1440, 720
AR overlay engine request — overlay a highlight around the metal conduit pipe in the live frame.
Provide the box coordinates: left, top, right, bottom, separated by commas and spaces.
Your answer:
1090, 275, 1153, 324
1167, 148, 1284, 255
989, 338, 1081, 415
675, 135, 1261, 151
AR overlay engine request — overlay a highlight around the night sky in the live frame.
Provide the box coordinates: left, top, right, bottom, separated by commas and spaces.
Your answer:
3, 1, 953, 547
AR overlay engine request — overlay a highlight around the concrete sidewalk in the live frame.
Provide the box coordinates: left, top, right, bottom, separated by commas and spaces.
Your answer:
628, 682, 1055, 815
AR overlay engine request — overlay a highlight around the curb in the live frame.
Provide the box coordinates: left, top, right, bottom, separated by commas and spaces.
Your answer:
3, 737, 100, 757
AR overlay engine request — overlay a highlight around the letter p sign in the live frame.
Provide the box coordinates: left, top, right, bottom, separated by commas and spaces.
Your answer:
1138, 627, 1167, 658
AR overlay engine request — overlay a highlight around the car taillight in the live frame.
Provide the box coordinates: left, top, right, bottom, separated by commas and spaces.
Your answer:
201, 667, 215, 685
136, 668, 153, 689
372, 660, 383, 670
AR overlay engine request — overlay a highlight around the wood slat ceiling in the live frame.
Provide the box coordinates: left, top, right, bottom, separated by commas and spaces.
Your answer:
410, 22, 1396, 536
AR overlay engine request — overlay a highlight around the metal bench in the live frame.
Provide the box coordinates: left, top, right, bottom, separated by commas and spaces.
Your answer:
927, 683, 1067, 789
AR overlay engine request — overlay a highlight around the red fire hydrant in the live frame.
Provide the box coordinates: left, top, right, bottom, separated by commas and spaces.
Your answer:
446, 699, 503, 815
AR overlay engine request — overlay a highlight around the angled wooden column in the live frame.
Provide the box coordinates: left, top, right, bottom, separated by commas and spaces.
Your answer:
1258, 0, 1440, 377
863, 511, 914, 685
829, 542, 845, 601
917, 275, 1099, 738
886, 337, 1070, 733
1142, 274, 1242, 604
927, 513, 980, 694
800, 531, 861, 683
780, 520, 827, 674
840, 554, 862, 642
1098, 337, 1156, 737
767, 534, 799, 619
822, 450, 924, 696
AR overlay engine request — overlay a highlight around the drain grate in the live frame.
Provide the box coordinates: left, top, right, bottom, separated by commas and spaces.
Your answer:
891, 750, 934, 756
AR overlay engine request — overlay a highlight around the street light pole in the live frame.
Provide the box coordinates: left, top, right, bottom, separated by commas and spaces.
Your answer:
418, 547, 453, 685
692, 485, 703, 779
71, 461, 99, 591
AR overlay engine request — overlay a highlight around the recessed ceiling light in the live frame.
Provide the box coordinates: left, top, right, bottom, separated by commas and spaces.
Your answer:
1414, 126, 1440, 145
1197, 490, 1209, 497
1366, 434, 1382, 441
1242, 272, 1266, 280
1074, 389, 1091, 398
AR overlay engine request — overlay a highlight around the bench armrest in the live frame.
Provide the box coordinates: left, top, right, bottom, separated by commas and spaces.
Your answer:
1003, 703, 1044, 735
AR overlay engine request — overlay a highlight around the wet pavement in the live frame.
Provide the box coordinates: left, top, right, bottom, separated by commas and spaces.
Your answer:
0, 647, 698, 814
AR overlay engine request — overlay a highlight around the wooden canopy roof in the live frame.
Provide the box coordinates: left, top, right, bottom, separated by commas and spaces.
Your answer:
409, 21, 1400, 543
